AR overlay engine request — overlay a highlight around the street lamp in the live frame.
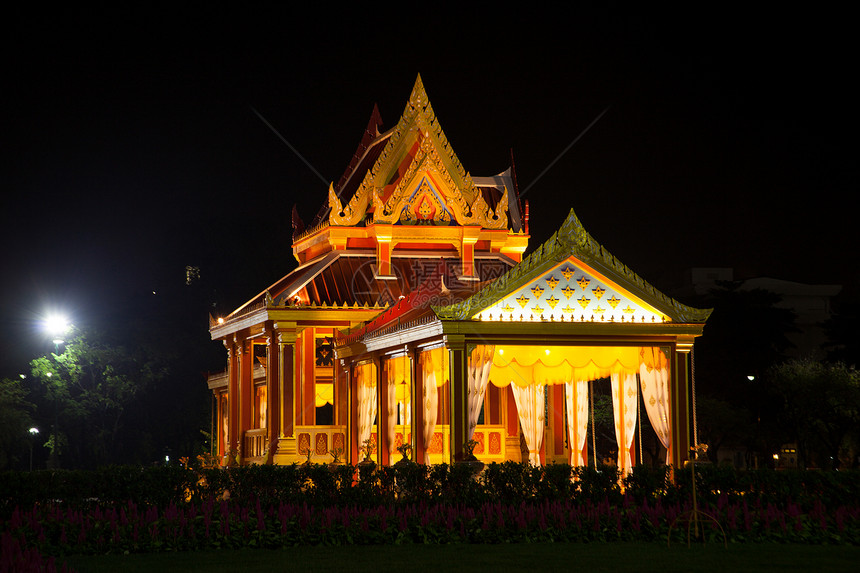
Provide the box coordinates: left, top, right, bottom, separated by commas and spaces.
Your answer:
28, 427, 39, 471
44, 313, 70, 354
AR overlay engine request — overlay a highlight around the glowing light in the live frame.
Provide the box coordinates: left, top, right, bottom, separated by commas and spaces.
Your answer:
43, 314, 70, 337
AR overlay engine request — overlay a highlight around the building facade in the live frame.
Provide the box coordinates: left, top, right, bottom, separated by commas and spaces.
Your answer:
207, 76, 711, 470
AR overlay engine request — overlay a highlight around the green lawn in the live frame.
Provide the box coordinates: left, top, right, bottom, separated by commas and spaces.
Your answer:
64, 542, 860, 573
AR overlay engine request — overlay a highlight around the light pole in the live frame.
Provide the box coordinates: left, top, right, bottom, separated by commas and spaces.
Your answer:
28, 427, 39, 471
45, 371, 59, 469
42, 313, 70, 470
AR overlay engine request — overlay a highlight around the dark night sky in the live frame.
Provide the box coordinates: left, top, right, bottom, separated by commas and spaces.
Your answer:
2, 7, 856, 375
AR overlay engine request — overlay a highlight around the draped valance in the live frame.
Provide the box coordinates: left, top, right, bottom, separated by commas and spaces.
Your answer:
491, 346, 667, 387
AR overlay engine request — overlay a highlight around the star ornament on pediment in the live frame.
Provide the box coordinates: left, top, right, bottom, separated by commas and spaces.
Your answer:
561, 286, 575, 299
545, 296, 559, 309
577, 296, 591, 309
545, 276, 559, 290
576, 276, 591, 289
560, 266, 575, 281
516, 294, 530, 308
531, 285, 544, 299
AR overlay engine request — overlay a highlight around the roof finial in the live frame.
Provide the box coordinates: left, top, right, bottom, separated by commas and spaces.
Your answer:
409, 73, 427, 107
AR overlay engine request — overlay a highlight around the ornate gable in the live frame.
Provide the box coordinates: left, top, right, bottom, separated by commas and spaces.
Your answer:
434, 208, 712, 324
328, 75, 509, 230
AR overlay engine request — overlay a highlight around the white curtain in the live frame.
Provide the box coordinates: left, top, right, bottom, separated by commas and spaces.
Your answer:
610, 373, 638, 475
639, 360, 671, 465
467, 345, 494, 440
511, 383, 545, 465
565, 380, 589, 466
355, 363, 377, 458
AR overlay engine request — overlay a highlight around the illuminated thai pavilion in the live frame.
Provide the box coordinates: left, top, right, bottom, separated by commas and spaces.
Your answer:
207, 75, 711, 471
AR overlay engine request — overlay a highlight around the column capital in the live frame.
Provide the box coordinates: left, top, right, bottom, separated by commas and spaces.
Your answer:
675, 335, 696, 354
278, 331, 298, 345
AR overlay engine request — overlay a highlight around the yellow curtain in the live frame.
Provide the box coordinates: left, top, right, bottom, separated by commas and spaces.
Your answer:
467, 345, 494, 441
565, 380, 589, 466
355, 363, 377, 455
611, 373, 638, 475
314, 383, 332, 408
639, 347, 671, 464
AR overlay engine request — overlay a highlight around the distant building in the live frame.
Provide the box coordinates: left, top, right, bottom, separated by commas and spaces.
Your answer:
682, 268, 841, 358
207, 76, 711, 471
739, 277, 841, 359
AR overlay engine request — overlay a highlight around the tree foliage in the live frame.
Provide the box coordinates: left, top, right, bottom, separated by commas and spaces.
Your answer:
24, 322, 214, 469
28, 333, 157, 468
766, 359, 860, 469
0, 377, 35, 470
692, 283, 798, 463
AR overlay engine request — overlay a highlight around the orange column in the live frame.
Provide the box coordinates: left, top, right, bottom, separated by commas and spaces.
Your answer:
412, 348, 426, 464
375, 224, 394, 277
460, 226, 480, 278
265, 325, 280, 451
347, 363, 359, 464
225, 340, 239, 465
238, 338, 252, 461
377, 356, 390, 466
552, 385, 564, 457
302, 329, 316, 425
278, 331, 296, 439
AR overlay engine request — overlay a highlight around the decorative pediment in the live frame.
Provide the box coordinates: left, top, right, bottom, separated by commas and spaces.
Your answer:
472, 258, 667, 323
433, 208, 712, 324
328, 75, 509, 230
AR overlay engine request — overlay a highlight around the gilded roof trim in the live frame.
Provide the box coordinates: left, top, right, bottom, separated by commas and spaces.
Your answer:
433, 208, 712, 324
328, 74, 509, 230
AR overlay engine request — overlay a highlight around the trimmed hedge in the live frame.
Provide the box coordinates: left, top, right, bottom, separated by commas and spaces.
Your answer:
3, 463, 859, 515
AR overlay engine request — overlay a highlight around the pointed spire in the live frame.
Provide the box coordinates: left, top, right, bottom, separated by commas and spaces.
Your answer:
403, 73, 433, 121
291, 204, 305, 240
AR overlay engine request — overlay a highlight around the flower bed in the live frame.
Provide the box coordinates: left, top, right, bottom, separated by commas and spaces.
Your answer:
2, 462, 859, 568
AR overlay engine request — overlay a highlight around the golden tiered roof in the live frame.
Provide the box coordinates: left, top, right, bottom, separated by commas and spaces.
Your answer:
327, 74, 512, 230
